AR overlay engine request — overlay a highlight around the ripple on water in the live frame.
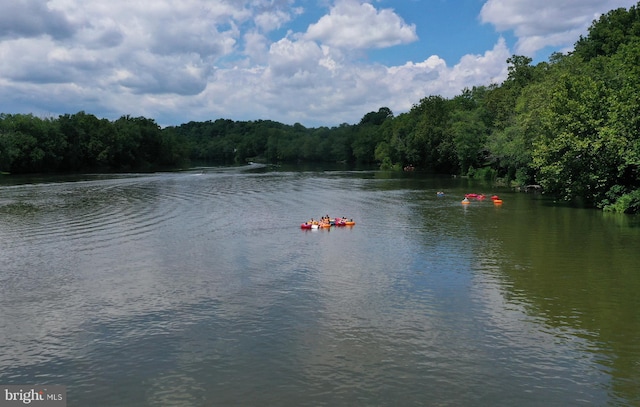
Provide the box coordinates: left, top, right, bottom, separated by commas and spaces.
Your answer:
0, 170, 635, 406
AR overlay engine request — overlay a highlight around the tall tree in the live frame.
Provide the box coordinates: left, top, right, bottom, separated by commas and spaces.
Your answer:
574, 3, 640, 61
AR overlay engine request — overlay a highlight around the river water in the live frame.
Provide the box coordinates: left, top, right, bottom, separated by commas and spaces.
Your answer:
1, 165, 639, 406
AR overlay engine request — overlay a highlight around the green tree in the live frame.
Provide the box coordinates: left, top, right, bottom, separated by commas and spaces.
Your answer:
0, 114, 63, 172
574, 3, 640, 61
531, 67, 617, 205
451, 109, 487, 174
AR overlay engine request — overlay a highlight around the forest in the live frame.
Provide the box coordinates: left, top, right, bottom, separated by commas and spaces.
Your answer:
1, 3, 639, 213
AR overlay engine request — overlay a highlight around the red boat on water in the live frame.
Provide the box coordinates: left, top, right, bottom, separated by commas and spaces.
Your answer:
301, 217, 355, 228
465, 193, 486, 200
334, 217, 355, 226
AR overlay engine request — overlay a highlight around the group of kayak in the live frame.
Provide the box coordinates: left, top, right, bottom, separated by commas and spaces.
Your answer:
461, 193, 503, 204
301, 215, 355, 229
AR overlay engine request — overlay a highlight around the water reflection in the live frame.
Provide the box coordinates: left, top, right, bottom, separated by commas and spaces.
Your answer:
0, 170, 639, 405
454, 193, 640, 404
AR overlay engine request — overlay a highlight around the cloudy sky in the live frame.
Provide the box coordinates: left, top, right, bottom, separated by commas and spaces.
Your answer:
0, 0, 636, 128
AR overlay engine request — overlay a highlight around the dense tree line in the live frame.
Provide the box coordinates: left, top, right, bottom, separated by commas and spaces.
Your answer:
2, 2, 640, 213
0, 112, 188, 173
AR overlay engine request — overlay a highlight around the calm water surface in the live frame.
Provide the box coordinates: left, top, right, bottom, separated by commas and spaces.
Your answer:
1, 166, 639, 406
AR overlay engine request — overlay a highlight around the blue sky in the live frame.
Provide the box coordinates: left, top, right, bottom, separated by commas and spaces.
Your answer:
0, 0, 637, 128
371, 0, 502, 64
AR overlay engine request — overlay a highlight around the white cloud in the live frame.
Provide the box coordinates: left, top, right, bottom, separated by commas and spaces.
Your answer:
267, 37, 326, 78
0, 0, 76, 40
243, 31, 270, 64
117, 53, 212, 96
383, 39, 510, 113
170, 36, 510, 127
255, 8, 300, 32
0, 0, 635, 127
304, 0, 418, 49
480, 0, 638, 55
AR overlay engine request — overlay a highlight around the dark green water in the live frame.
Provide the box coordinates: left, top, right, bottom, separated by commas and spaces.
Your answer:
1, 167, 639, 406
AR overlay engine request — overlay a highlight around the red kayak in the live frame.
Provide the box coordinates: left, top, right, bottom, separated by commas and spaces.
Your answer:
465, 193, 486, 200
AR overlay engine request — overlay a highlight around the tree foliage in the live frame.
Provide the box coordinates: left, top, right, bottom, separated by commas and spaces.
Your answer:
574, 3, 640, 60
